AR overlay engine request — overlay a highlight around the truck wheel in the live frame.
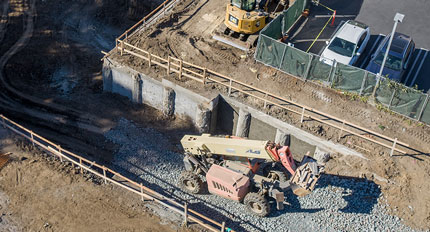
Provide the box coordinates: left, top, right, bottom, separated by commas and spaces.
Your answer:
179, 171, 202, 194
244, 192, 270, 217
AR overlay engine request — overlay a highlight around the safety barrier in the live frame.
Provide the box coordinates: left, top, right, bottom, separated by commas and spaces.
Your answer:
255, 0, 430, 125
0, 114, 234, 232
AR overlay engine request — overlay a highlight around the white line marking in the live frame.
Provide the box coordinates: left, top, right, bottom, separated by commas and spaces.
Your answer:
360, 35, 383, 69
409, 50, 428, 87
314, 15, 356, 18
404, 49, 423, 85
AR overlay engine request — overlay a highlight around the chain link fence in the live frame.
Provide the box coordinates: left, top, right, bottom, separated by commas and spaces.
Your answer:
255, 0, 430, 125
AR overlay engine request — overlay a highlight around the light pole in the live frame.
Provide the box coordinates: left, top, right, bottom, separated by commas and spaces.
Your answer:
373, 13, 404, 96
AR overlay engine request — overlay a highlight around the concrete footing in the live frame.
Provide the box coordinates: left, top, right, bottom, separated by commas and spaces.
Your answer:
235, 108, 251, 138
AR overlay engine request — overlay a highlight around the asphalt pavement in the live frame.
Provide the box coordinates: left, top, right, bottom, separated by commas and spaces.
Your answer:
288, 0, 430, 92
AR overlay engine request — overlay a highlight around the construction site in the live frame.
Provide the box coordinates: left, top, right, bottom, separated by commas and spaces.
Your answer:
1, 0, 430, 231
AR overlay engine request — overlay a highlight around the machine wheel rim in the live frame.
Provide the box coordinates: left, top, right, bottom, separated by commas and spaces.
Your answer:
249, 201, 263, 214
184, 180, 196, 191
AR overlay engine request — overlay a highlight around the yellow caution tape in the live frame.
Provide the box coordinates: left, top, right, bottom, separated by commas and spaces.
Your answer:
306, 14, 333, 53
313, 0, 335, 12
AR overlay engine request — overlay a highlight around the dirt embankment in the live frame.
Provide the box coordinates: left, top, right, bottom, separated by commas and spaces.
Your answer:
109, 0, 430, 229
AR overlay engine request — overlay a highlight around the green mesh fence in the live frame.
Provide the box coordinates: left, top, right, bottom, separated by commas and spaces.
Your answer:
421, 99, 430, 124
282, 0, 308, 33
261, 14, 283, 40
332, 63, 366, 93
279, 45, 311, 78
361, 73, 378, 96
390, 90, 427, 119
375, 78, 395, 106
255, 35, 285, 68
307, 56, 332, 82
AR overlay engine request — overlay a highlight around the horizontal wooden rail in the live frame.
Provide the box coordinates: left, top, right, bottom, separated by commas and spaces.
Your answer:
0, 114, 233, 232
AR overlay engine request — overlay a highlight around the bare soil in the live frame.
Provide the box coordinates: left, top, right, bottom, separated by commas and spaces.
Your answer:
0, 128, 187, 232
108, 0, 430, 229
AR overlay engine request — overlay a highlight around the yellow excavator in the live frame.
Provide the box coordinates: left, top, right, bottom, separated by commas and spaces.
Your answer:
213, 0, 290, 50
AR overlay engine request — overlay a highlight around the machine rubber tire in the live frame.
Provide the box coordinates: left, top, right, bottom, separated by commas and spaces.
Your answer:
263, 165, 288, 182
179, 171, 203, 194
244, 192, 270, 217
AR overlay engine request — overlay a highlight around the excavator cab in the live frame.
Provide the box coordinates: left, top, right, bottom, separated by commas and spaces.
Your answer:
224, 0, 270, 35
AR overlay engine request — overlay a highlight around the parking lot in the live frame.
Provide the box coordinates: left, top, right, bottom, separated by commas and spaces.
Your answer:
289, 0, 430, 92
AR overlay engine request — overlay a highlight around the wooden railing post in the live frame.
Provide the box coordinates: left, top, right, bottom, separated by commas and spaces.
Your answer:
203, 68, 207, 85
79, 158, 83, 174
148, 52, 152, 67
179, 60, 183, 80
221, 221, 226, 232
30, 130, 34, 146
140, 184, 144, 201
263, 93, 268, 108
167, 56, 171, 75
183, 202, 188, 226
390, 138, 398, 156
228, 79, 232, 96
120, 40, 124, 56
103, 166, 107, 184
339, 120, 345, 140
57, 145, 63, 163
300, 107, 305, 123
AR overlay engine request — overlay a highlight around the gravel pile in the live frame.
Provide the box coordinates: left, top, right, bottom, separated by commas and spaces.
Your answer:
104, 118, 420, 232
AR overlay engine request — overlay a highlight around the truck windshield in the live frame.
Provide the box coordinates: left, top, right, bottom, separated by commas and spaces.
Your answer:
374, 52, 402, 71
328, 37, 355, 57
231, 0, 256, 11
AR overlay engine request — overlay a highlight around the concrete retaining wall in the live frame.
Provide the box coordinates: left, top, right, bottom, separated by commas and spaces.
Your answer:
103, 59, 217, 132
103, 58, 364, 159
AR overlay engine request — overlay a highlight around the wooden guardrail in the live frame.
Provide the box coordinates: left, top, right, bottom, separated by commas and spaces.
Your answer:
114, 37, 410, 155
0, 114, 234, 232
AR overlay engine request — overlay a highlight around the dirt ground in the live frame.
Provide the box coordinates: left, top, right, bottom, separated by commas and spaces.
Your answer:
108, 0, 430, 229
0, 128, 188, 232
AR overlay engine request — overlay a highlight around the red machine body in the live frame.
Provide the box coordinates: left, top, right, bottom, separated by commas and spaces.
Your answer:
206, 164, 250, 201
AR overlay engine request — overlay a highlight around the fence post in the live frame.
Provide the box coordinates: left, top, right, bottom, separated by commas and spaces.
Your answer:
102, 166, 107, 184
303, 54, 313, 80
372, 75, 381, 97
120, 40, 124, 56
148, 52, 152, 68
140, 184, 144, 201
30, 130, 34, 146
388, 89, 396, 109
167, 56, 171, 75
300, 107, 305, 123
183, 202, 188, 226
359, 71, 368, 96
79, 158, 83, 174
339, 120, 345, 140
221, 221, 226, 232
329, 60, 337, 87
263, 93, 268, 108
57, 145, 63, 163
203, 68, 207, 85
179, 60, 183, 80
278, 45, 287, 68
390, 138, 398, 156
228, 79, 232, 96
417, 93, 429, 121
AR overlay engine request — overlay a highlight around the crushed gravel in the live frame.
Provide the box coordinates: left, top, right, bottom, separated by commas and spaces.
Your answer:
104, 118, 423, 232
